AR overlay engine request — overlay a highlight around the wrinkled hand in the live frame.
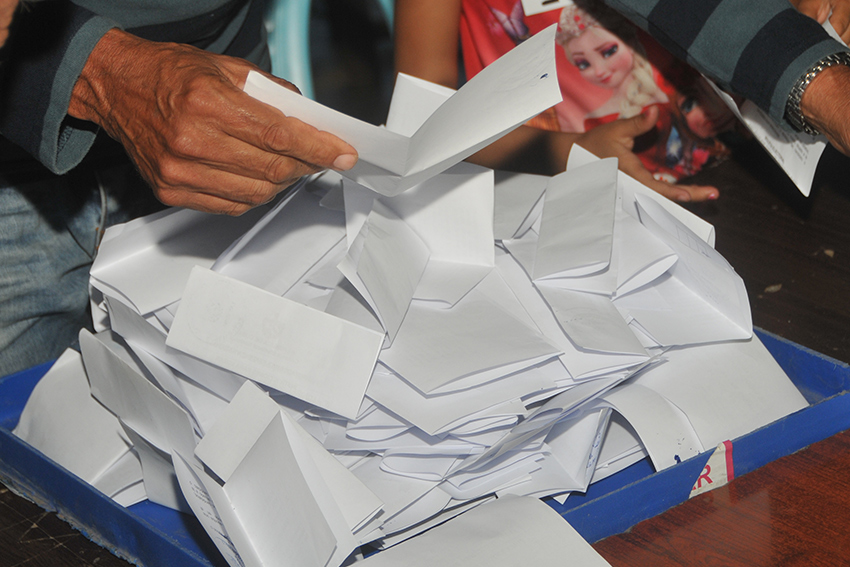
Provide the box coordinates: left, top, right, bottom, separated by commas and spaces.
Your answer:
69, 29, 358, 215
791, 0, 850, 43
572, 106, 719, 203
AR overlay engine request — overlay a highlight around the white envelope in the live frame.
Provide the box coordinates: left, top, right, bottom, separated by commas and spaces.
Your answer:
567, 145, 716, 246
166, 266, 384, 419
615, 194, 751, 346
243, 25, 562, 196
91, 206, 267, 316
359, 495, 612, 567
79, 329, 197, 460
13, 348, 132, 486
106, 295, 246, 401
632, 336, 809, 449
379, 280, 560, 394
338, 200, 429, 343
493, 170, 548, 241
213, 186, 347, 296
533, 158, 618, 280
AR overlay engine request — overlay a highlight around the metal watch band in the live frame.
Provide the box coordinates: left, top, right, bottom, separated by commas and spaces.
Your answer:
785, 51, 850, 136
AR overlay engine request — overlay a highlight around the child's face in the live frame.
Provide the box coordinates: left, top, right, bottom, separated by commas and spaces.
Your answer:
566, 27, 634, 90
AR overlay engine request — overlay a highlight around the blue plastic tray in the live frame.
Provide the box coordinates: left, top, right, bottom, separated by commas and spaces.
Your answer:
1, 329, 848, 566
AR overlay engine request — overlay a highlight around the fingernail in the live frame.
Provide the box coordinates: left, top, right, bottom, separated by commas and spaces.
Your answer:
708, 192, 719, 200
333, 154, 357, 171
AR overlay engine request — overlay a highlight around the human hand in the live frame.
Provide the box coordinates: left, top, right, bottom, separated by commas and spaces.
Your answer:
69, 29, 358, 215
800, 62, 850, 155
790, 0, 850, 43
572, 106, 719, 203
0, 0, 18, 47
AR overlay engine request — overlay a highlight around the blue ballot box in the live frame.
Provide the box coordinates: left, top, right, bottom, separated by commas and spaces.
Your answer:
1, 328, 849, 567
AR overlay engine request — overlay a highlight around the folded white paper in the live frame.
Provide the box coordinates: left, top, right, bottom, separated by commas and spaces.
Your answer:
167, 267, 384, 419
243, 25, 562, 196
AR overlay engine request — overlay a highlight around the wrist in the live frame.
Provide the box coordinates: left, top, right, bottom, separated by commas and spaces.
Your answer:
68, 28, 140, 125
787, 51, 850, 135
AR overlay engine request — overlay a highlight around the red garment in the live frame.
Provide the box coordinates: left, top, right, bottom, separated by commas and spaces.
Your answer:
459, 0, 727, 180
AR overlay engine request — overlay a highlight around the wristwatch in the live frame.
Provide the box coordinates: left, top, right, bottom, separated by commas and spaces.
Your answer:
785, 51, 850, 136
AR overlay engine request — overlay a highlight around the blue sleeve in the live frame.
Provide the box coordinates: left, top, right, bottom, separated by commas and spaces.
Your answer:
0, 1, 120, 174
603, 0, 850, 128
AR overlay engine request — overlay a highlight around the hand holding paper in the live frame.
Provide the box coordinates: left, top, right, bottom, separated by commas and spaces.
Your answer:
244, 25, 562, 196
69, 29, 358, 215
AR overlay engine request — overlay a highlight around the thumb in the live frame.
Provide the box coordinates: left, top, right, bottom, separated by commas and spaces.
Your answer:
622, 105, 660, 138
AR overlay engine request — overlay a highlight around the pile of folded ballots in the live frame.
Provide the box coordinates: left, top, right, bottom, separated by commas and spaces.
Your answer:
14, 26, 808, 567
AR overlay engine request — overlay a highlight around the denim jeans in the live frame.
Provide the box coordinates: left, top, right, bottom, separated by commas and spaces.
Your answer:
0, 158, 161, 377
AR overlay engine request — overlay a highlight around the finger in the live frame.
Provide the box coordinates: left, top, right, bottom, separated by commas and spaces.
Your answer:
616, 150, 719, 202
605, 105, 659, 140
155, 189, 258, 216
792, 0, 830, 21
676, 184, 720, 202
217, 81, 359, 172
164, 121, 327, 185
831, 3, 850, 42
150, 162, 302, 213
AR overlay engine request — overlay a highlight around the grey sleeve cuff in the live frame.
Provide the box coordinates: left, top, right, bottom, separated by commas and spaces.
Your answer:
771, 40, 850, 131
43, 17, 122, 174
0, 0, 121, 174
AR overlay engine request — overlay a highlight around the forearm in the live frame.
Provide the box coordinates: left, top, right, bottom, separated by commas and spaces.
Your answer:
602, 0, 848, 128
394, 0, 462, 88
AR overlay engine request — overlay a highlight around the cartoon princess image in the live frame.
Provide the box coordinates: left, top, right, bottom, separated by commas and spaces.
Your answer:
556, 3, 667, 122
555, 0, 733, 180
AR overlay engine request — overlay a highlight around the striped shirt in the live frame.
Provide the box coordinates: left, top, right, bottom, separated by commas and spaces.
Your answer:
605, 0, 850, 128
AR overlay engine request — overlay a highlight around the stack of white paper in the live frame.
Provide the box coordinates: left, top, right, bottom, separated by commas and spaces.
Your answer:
15, 25, 810, 567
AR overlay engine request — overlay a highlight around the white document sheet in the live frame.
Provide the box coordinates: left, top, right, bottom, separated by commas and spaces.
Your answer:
366, 362, 553, 437
614, 194, 751, 346
243, 25, 561, 197
213, 186, 347, 296
493, 170, 548, 241
359, 495, 611, 567
566, 145, 716, 246
79, 330, 197, 460
599, 383, 703, 470
338, 200, 429, 343
197, 382, 382, 551
166, 267, 384, 419
105, 295, 246, 401
90, 206, 266, 316
707, 82, 824, 197
632, 336, 809, 449
379, 280, 560, 394
385, 73, 456, 137
535, 285, 647, 356
533, 158, 618, 280
13, 348, 132, 486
